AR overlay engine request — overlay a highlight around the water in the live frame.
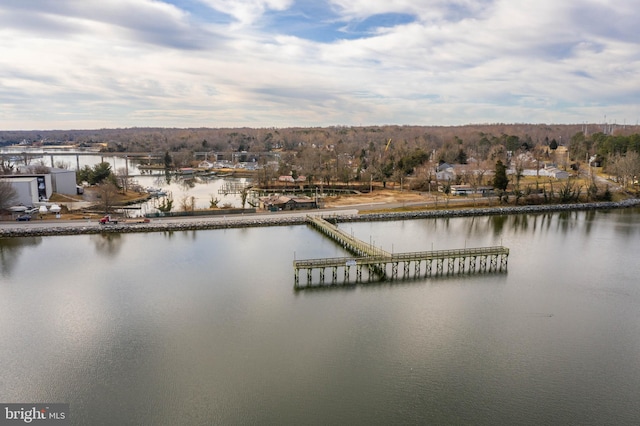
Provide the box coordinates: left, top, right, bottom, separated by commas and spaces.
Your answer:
1, 209, 640, 425
0, 148, 248, 210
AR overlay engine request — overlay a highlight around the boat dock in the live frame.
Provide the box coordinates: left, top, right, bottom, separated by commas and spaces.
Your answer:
294, 216, 509, 288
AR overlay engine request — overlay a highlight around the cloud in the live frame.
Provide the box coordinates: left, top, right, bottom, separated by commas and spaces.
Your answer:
0, 0, 638, 129
0, 0, 211, 49
196, 0, 294, 26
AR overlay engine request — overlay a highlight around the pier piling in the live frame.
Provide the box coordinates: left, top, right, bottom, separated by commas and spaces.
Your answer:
294, 216, 509, 288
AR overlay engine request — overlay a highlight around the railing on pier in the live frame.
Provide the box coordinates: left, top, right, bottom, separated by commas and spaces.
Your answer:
306, 215, 390, 257
294, 216, 509, 289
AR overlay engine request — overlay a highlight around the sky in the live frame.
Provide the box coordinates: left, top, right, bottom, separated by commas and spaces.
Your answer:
0, 0, 638, 130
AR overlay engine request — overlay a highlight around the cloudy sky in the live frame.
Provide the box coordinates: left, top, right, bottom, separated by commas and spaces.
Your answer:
1, 0, 638, 130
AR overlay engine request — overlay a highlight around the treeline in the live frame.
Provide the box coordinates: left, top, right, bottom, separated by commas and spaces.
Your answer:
4, 124, 640, 190
570, 132, 640, 159
1, 123, 626, 153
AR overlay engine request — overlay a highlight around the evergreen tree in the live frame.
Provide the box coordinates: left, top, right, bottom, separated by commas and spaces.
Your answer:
493, 160, 508, 191
164, 151, 172, 169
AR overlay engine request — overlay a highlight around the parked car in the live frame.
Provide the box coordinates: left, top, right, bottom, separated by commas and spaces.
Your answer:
16, 215, 32, 221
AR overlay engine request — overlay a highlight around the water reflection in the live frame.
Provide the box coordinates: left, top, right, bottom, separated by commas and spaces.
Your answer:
178, 177, 196, 190
2, 209, 640, 424
0, 237, 42, 277
90, 233, 123, 257
490, 215, 507, 236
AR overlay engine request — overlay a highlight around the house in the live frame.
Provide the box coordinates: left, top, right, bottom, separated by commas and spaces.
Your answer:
543, 167, 569, 179
520, 166, 570, 179
259, 195, 317, 211
435, 163, 455, 181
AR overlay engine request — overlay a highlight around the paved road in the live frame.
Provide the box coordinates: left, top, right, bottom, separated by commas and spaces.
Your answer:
0, 195, 495, 232
0, 208, 360, 231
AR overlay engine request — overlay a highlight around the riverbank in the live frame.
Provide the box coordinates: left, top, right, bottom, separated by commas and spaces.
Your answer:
2, 199, 639, 238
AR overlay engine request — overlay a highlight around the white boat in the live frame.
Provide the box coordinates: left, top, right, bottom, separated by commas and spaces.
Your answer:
49, 204, 61, 213
8, 206, 28, 213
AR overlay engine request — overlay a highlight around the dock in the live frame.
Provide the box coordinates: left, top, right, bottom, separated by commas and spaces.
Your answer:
294, 216, 509, 288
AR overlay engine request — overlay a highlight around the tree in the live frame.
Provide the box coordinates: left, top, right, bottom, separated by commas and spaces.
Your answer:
116, 167, 131, 193
96, 182, 119, 213
0, 158, 15, 174
493, 160, 509, 203
607, 151, 640, 190
493, 160, 508, 191
164, 151, 173, 169
77, 162, 114, 185
76, 165, 92, 184
31, 162, 50, 174
157, 194, 174, 213
180, 195, 195, 212
91, 162, 113, 184
240, 186, 250, 209
209, 195, 220, 208
0, 180, 18, 210
455, 148, 468, 164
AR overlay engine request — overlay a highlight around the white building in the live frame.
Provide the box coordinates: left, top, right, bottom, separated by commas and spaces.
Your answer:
49, 168, 77, 195
14, 166, 77, 196
520, 167, 569, 179
1, 168, 77, 206
436, 163, 455, 182
1, 177, 40, 206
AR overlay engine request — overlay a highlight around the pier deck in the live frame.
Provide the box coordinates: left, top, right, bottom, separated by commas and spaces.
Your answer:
294, 216, 509, 288
306, 215, 390, 257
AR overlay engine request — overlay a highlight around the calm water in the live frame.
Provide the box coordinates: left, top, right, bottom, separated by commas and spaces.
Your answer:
0, 149, 248, 210
1, 210, 640, 425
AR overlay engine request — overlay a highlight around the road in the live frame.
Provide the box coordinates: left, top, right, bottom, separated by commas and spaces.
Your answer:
0, 208, 361, 231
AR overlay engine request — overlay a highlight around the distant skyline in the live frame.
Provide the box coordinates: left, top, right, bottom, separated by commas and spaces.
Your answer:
1, 0, 638, 130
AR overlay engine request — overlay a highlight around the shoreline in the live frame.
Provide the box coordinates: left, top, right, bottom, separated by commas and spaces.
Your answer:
1, 199, 639, 238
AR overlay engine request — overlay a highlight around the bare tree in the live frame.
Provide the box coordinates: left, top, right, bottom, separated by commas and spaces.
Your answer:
180, 195, 195, 212
116, 167, 131, 193
0, 180, 18, 210
97, 182, 119, 214
240, 187, 250, 209
18, 152, 36, 166
0, 158, 15, 174
31, 162, 50, 174
607, 151, 640, 191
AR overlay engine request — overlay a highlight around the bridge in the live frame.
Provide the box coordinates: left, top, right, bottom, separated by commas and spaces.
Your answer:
294, 216, 509, 288
0, 150, 164, 172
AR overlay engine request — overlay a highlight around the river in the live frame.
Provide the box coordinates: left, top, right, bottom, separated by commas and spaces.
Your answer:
1, 209, 640, 425
1, 148, 249, 210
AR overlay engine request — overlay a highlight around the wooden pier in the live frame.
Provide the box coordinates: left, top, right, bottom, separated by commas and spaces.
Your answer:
294, 216, 509, 288
306, 215, 390, 257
